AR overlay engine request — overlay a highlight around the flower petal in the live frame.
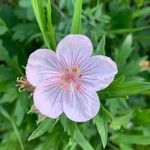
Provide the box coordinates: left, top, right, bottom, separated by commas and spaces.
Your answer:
26, 49, 63, 86
63, 85, 100, 122
80, 55, 118, 91
34, 81, 64, 118
56, 34, 93, 68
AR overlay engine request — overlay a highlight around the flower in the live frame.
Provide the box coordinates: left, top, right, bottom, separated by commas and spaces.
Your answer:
26, 34, 118, 122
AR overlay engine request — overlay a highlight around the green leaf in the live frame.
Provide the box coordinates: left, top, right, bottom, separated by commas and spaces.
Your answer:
0, 106, 24, 150
136, 109, 150, 125
96, 35, 105, 55
133, 7, 150, 18
28, 118, 58, 141
121, 60, 140, 76
0, 26, 8, 35
106, 98, 127, 116
60, 115, 75, 136
0, 87, 17, 104
111, 75, 125, 85
12, 23, 39, 42
0, 67, 8, 83
101, 81, 150, 98
93, 114, 108, 148
71, 0, 83, 34
110, 111, 133, 130
110, 26, 150, 34
19, 0, 31, 8
0, 18, 8, 35
13, 93, 28, 126
74, 129, 94, 150
120, 144, 134, 150
101, 105, 113, 122
111, 134, 150, 145
116, 34, 133, 69
0, 40, 11, 65
135, 0, 144, 7
0, 41, 22, 75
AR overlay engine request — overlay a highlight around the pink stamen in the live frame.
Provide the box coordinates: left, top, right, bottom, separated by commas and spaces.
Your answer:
60, 67, 82, 92
76, 83, 81, 91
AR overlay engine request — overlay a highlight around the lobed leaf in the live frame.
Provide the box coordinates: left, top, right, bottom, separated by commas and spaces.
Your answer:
110, 111, 133, 130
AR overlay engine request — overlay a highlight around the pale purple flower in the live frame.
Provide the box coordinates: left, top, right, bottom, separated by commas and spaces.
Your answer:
26, 34, 118, 122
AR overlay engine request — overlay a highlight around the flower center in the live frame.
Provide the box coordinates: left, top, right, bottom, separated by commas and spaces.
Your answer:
60, 67, 82, 92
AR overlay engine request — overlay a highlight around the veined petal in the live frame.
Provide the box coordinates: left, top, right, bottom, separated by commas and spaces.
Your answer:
63, 85, 100, 122
56, 34, 93, 68
26, 49, 63, 86
80, 55, 118, 91
34, 81, 63, 118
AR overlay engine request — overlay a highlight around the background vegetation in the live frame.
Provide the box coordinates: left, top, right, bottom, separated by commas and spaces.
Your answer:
0, 0, 150, 150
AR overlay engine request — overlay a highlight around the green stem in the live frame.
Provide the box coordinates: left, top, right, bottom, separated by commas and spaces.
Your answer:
46, 0, 56, 50
71, 0, 83, 34
31, 0, 56, 50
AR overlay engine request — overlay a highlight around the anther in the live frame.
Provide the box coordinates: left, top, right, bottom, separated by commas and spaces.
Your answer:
16, 77, 35, 92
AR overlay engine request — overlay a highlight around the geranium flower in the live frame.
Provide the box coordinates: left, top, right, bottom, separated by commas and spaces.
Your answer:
26, 35, 118, 122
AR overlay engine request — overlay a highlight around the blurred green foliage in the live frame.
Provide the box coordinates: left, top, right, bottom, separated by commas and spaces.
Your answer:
0, 0, 150, 150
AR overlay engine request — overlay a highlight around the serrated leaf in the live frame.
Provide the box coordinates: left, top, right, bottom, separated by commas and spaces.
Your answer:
93, 114, 108, 148
74, 129, 94, 150
96, 35, 105, 55
60, 115, 75, 136
28, 118, 58, 141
